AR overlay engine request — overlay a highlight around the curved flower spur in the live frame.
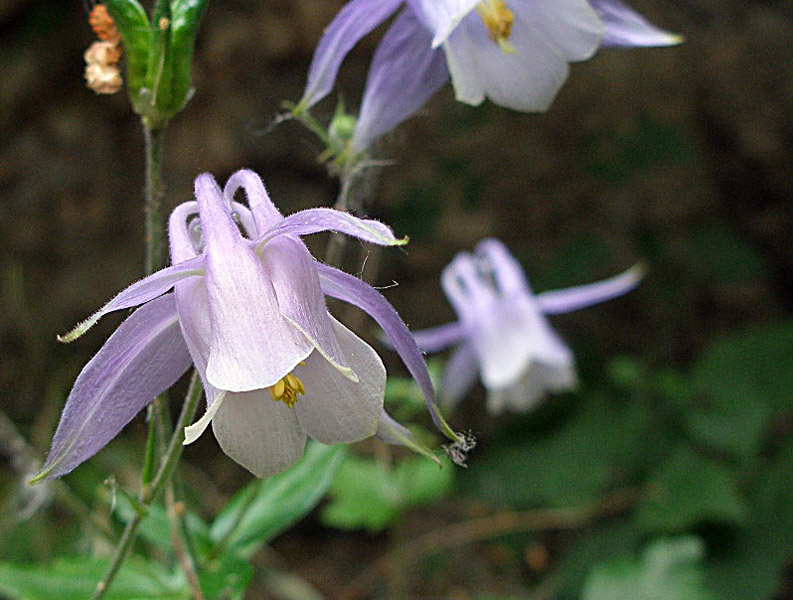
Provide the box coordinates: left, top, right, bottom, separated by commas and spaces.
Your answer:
33, 170, 457, 481
411, 238, 644, 414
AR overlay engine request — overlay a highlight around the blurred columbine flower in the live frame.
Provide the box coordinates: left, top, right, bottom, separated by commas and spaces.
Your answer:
34, 170, 451, 480
411, 238, 643, 414
296, 0, 681, 152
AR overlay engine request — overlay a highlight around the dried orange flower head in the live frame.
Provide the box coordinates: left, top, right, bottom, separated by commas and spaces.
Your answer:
88, 4, 121, 43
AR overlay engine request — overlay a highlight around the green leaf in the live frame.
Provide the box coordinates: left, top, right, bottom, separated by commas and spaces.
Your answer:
0, 557, 187, 599
321, 456, 400, 532
104, 0, 152, 93
199, 552, 252, 600
113, 492, 211, 557
463, 396, 652, 508
322, 455, 453, 533
582, 536, 715, 600
686, 321, 793, 461
550, 520, 642, 599
704, 443, 793, 600
210, 442, 347, 557
634, 445, 747, 533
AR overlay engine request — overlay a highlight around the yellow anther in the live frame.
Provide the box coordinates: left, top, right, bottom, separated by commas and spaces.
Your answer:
476, 0, 516, 53
268, 373, 306, 408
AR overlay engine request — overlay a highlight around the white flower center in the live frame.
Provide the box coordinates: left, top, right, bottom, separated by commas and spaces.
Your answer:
476, 0, 515, 53
268, 373, 305, 408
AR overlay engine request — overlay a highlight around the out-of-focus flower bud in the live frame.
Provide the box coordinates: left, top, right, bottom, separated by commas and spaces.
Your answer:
85, 62, 123, 95
84, 40, 123, 66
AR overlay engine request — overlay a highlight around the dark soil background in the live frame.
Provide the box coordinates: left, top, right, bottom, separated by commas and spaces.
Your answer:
1, 0, 792, 598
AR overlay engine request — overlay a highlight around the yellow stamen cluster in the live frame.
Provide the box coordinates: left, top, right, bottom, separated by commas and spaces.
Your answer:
476, 0, 516, 54
268, 373, 306, 408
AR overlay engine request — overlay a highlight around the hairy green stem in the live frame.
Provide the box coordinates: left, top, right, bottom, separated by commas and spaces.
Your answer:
323, 171, 356, 266
143, 124, 166, 275
91, 371, 204, 600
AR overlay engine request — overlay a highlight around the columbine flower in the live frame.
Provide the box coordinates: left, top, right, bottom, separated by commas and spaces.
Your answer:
411, 238, 643, 413
34, 170, 450, 480
297, 0, 681, 152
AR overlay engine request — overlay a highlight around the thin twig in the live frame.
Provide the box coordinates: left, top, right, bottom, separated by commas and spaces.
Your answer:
347, 487, 644, 594
167, 486, 205, 600
90, 371, 203, 600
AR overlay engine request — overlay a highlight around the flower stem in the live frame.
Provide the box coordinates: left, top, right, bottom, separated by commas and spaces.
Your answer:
323, 171, 356, 266
143, 124, 166, 276
90, 371, 204, 600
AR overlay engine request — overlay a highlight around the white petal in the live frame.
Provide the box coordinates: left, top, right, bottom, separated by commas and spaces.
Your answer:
293, 317, 385, 445
512, 0, 604, 60
474, 294, 573, 390
212, 390, 307, 478
486, 361, 577, 414
448, 11, 571, 112
184, 391, 227, 445
409, 0, 480, 46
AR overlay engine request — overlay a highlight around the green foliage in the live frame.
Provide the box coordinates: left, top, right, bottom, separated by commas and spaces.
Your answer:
688, 320, 793, 461
113, 491, 212, 556
0, 557, 187, 599
634, 445, 747, 533
104, 0, 207, 127
210, 441, 347, 557
704, 442, 793, 600
322, 455, 454, 532
463, 396, 652, 508
582, 537, 715, 600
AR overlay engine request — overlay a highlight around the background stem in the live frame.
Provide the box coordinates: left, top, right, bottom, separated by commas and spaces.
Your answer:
90, 371, 203, 600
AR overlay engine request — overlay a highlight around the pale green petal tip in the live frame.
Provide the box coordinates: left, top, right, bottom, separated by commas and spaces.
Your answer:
57, 316, 98, 344
28, 467, 50, 486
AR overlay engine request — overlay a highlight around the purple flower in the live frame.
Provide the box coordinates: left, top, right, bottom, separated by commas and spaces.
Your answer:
35, 170, 449, 480
411, 238, 643, 413
298, 0, 681, 151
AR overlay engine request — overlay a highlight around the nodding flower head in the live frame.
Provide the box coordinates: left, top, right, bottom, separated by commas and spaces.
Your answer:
34, 169, 456, 482
297, 0, 681, 152
411, 238, 644, 414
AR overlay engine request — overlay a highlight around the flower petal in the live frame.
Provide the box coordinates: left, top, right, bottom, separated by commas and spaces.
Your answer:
376, 409, 441, 465
184, 390, 227, 445
589, 0, 683, 47
486, 361, 576, 414
511, 0, 604, 60
169, 201, 201, 263
353, 8, 449, 152
293, 317, 384, 444
212, 390, 307, 477
195, 173, 313, 392
223, 169, 283, 234
535, 263, 644, 315
33, 295, 192, 482
256, 208, 407, 251
475, 238, 533, 296
299, 0, 403, 109
261, 236, 355, 380
411, 321, 465, 353
317, 263, 455, 439
58, 255, 204, 343
440, 341, 479, 407
407, 0, 480, 47
443, 1, 600, 112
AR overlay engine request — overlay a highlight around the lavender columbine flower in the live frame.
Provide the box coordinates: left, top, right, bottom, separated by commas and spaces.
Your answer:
298, 0, 681, 152
34, 170, 451, 480
411, 238, 643, 414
